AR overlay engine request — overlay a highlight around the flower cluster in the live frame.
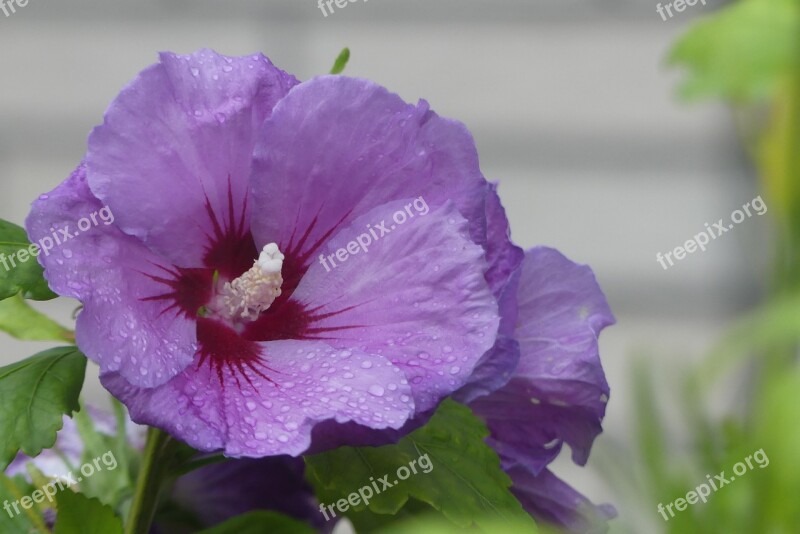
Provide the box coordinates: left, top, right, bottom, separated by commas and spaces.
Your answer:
26, 49, 614, 532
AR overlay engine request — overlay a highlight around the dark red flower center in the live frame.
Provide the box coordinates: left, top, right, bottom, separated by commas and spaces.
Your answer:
139, 179, 357, 385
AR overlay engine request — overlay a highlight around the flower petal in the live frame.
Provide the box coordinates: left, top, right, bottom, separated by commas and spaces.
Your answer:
471, 247, 614, 472
102, 340, 416, 457
250, 75, 489, 275
287, 200, 499, 413
86, 49, 297, 266
25, 164, 197, 387
508, 465, 615, 534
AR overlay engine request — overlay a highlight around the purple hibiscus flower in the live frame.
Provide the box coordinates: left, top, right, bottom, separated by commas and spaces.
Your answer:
26, 49, 506, 458
467, 247, 616, 533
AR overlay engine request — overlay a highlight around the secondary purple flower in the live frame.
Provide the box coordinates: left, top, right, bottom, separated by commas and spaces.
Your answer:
27, 49, 502, 457
469, 247, 616, 533
164, 456, 327, 533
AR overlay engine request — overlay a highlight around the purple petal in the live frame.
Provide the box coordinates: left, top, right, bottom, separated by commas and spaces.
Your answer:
250, 76, 490, 270
289, 201, 499, 413
483, 183, 524, 302
471, 247, 614, 473
102, 340, 416, 457
25, 165, 197, 387
508, 465, 615, 534
86, 49, 297, 266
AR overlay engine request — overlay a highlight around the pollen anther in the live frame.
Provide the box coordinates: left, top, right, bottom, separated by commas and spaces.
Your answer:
221, 243, 284, 320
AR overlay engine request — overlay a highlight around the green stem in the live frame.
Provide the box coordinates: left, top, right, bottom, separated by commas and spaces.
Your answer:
123, 428, 176, 534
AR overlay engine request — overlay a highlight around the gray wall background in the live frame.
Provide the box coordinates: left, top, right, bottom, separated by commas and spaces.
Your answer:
0, 1, 769, 532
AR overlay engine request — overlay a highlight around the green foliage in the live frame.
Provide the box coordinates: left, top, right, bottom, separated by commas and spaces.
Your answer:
0, 347, 86, 470
196, 511, 315, 534
54, 491, 123, 534
330, 47, 351, 74
0, 219, 56, 301
381, 515, 550, 534
305, 399, 537, 532
669, 0, 800, 102
0, 293, 72, 341
71, 405, 136, 509
0, 473, 50, 533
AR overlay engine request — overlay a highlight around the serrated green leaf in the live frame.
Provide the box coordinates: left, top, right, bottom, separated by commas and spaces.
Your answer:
0, 293, 73, 341
305, 399, 536, 532
330, 47, 351, 74
0, 347, 86, 470
0, 473, 50, 533
669, 0, 800, 102
0, 219, 57, 301
54, 491, 123, 534
196, 511, 315, 534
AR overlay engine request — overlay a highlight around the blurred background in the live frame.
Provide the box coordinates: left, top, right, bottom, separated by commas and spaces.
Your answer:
1, 1, 796, 533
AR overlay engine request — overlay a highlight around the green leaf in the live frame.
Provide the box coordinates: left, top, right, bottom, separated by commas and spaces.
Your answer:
54, 491, 123, 534
0, 473, 50, 533
381, 514, 550, 534
0, 219, 57, 301
0, 293, 73, 341
698, 292, 800, 385
330, 47, 351, 74
305, 399, 537, 531
0, 347, 86, 470
71, 406, 134, 508
196, 511, 315, 534
668, 0, 800, 102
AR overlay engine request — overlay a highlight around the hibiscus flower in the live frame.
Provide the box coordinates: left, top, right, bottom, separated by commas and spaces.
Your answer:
26, 49, 505, 458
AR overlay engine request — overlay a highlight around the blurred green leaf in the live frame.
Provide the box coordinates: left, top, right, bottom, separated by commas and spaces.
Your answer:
72, 407, 134, 509
0, 347, 86, 470
752, 368, 800, 527
0, 293, 72, 342
632, 358, 672, 490
196, 511, 315, 534
0, 473, 49, 533
669, 0, 800, 102
0, 219, 56, 301
54, 491, 123, 534
330, 47, 351, 74
699, 292, 800, 384
381, 514, 544, 534
305, 399, 536, 532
